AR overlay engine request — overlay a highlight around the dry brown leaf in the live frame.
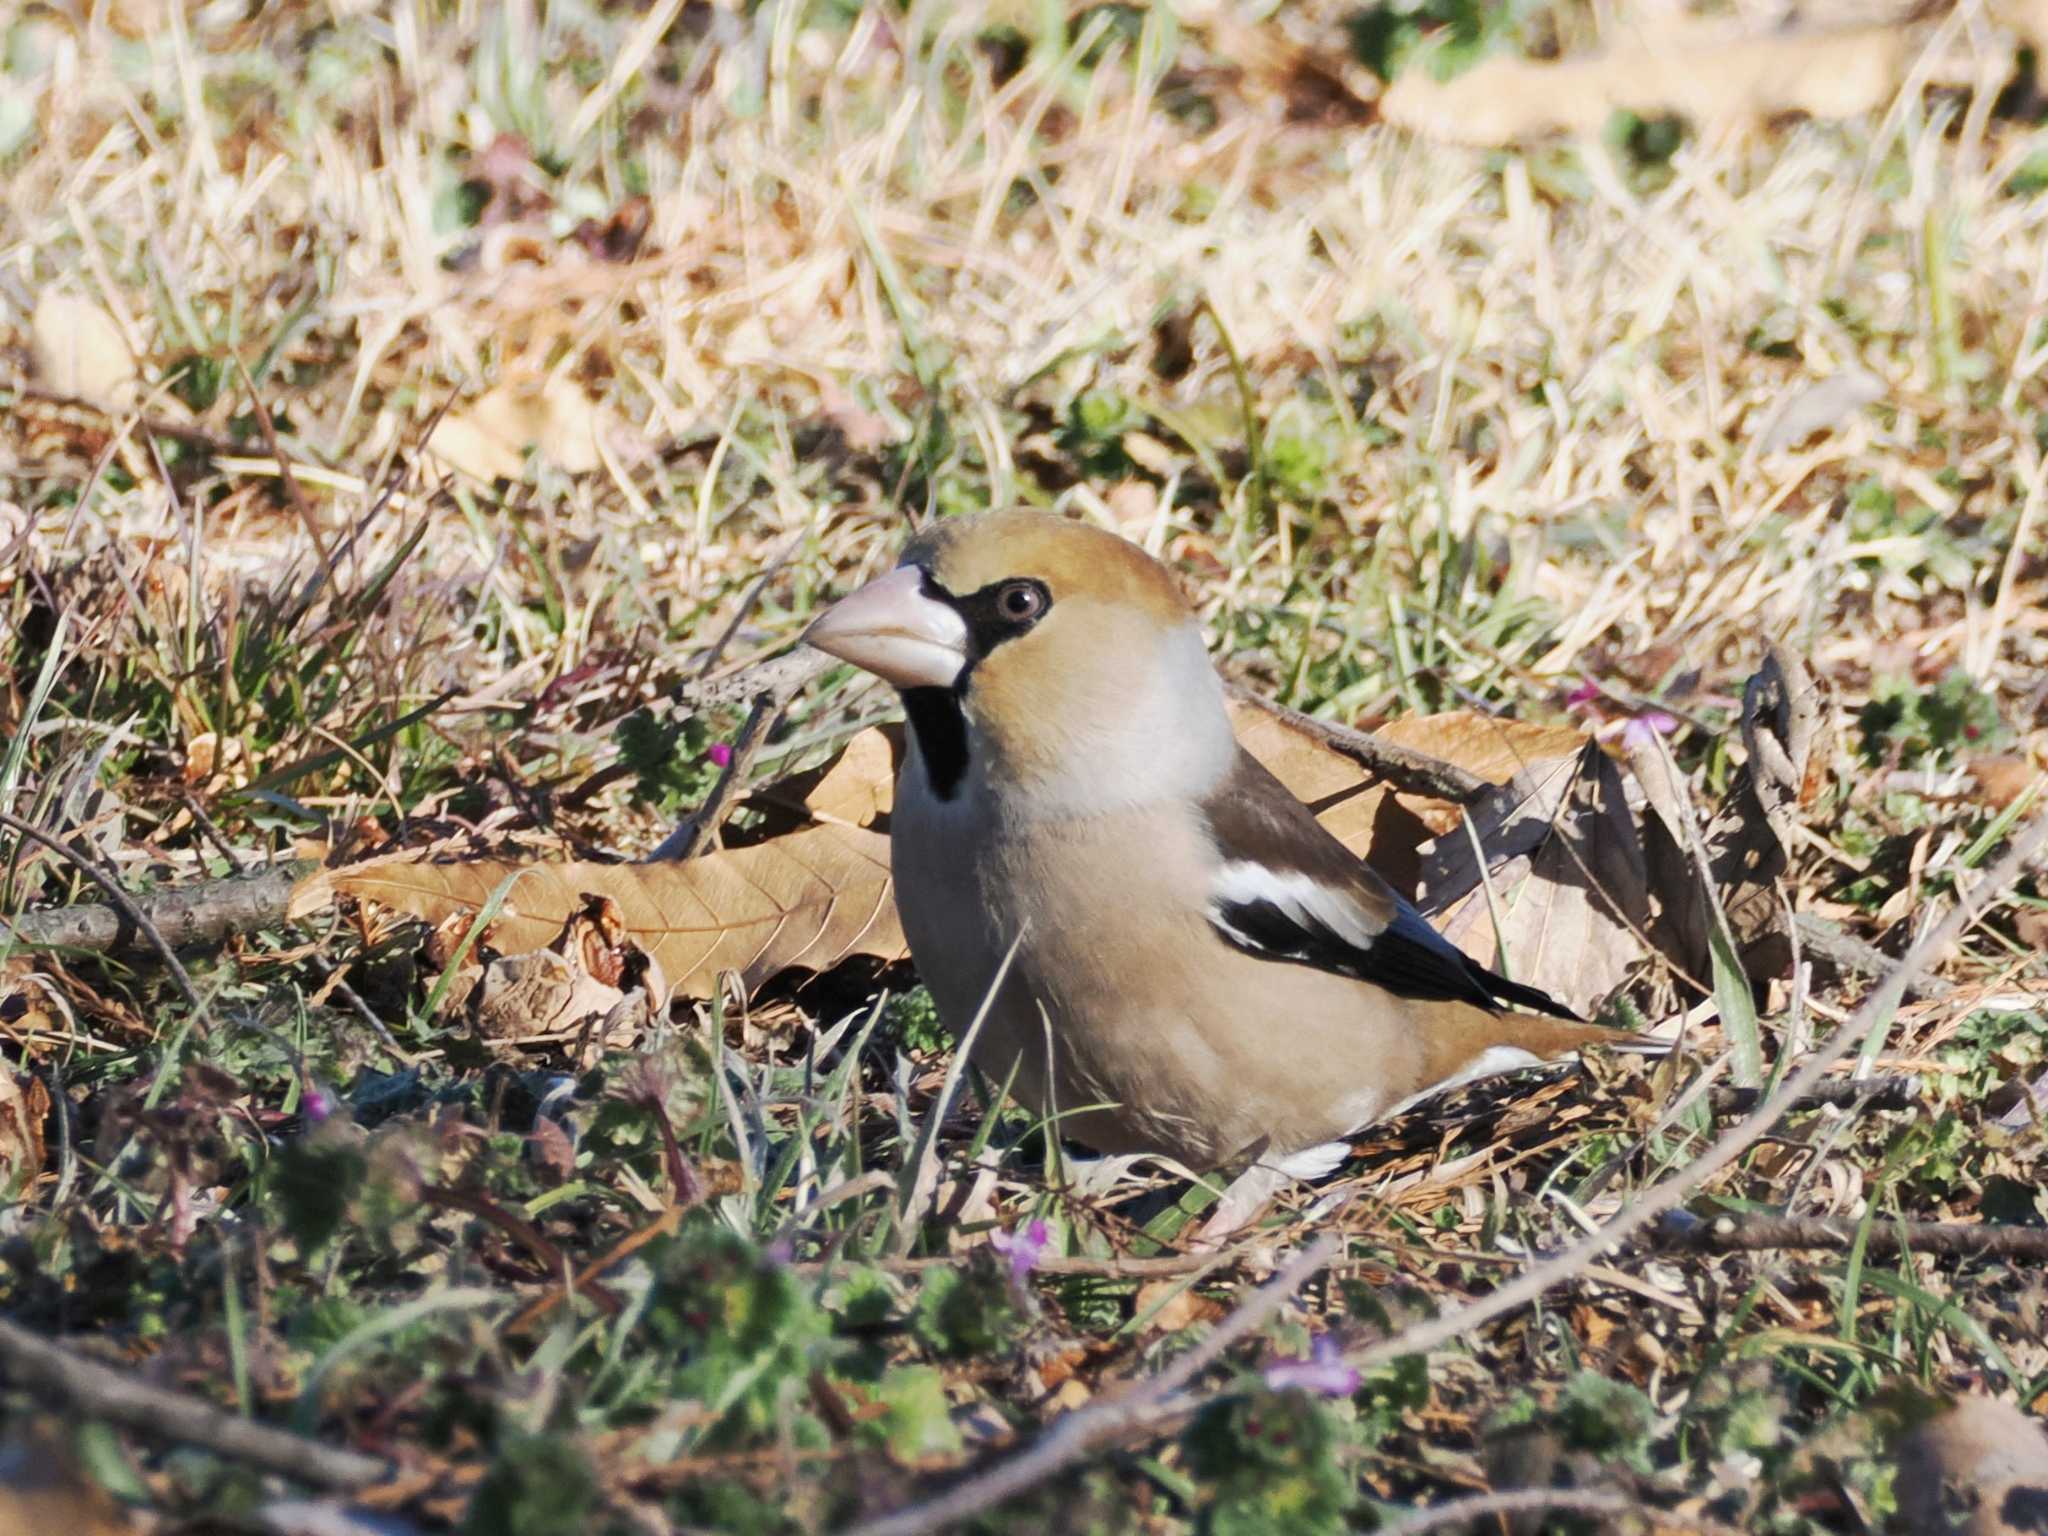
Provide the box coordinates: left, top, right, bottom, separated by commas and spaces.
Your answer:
1230, 698, 1587, 889
323, 823, 905, 1000
30, 292, 138, 409
1634, 646, 1827, 1001
1381, 21, 1905, 146
0, 1069, 46, 1191
464, 897, 666, 1058
1418, 745, 1652, 1017
800, 726, 902, 827
427, 374, 607, 481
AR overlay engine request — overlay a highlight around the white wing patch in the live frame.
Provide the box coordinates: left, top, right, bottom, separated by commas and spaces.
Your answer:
1209, 860, 1384, 951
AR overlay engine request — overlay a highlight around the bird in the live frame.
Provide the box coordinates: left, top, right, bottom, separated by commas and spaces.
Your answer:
803, 509, 1654, 1179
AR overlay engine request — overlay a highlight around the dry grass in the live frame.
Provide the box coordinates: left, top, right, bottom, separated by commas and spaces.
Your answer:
3, 0, 2048, 1531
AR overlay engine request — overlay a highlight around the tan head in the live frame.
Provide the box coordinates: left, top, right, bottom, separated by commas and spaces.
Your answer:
804, 511, 1233, 812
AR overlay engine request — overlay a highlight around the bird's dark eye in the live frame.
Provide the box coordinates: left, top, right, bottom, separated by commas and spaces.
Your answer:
996, 580, 1047, 623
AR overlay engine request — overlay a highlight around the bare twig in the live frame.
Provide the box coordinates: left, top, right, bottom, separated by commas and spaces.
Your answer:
2, 860, 311, 954
794, 1247, 1238, 1280
1656, 1212, 2048, 1261
0, 811, 214, 1026
0, 1316, 388, 1491
1706, 1074, 1919, 1115
648, 690, 785, 861
421, 1183, 623, 1316
1223, 683, 1491, 803
1791, 911, 1959, 999
673, 648, 832, 715
238, 361, 336, 581
836, 1236, 1338, 1536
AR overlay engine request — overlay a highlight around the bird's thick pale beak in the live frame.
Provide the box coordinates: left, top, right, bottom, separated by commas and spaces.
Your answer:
804, 565, 969, 689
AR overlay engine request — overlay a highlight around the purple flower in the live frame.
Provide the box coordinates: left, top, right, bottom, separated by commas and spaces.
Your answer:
707, 742, 733, 768
302, 1088, 334, 1125
989, 1218, 1050, 1282
1619, 710, 1679, 752
1263, 1335, 1359, 1398
1565, 681, 1603, 710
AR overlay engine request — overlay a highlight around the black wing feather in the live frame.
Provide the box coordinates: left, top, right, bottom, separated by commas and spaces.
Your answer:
1201, 748, 1580, 1022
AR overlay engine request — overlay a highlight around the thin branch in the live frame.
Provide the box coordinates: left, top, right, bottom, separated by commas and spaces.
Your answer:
0, 1316, 388, 1491
673, 648, 832, 715
1222, 683, 1491, 803
1707, 1074, 1919, 1115
793, 1247, 1238, 1281
422, 1183, 623, 1316
1791, 911, 1959, 999
1656, 1212, 2048, 1262
0, 811, 214, 1027
648, 690, 785, 862
2, 859, 311, 954
238, 360, 336, 581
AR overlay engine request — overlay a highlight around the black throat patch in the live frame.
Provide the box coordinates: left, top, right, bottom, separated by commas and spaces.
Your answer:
895, 569, 1052, 802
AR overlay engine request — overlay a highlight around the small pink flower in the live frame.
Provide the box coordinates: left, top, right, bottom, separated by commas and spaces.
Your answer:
302, 1088, 333, 1125
1619, 710, 1679, 752
989, 1218, 1050, 1282
706, 742, 733, 768
1263, 1335, 1359, 1398
1565, 681, 1603, 710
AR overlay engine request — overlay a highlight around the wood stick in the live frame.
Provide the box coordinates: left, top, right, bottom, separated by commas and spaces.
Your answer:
0, 1317, 388, 1491
1657, 1212, 2048, 1262
2, 860, 311, 953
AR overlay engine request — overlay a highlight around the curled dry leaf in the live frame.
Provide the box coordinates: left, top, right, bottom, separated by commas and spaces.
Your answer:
1417, 745, 1653, 1018
1229, 698, 1586, 889
465, 897, 666, 1061
1633, 644, 1828, 999
317, 823, 904, 1002
1380, 21, 1905, 146
30, 292, 139, 409
793, 725, 902, 828
0, 1066, 48, 1192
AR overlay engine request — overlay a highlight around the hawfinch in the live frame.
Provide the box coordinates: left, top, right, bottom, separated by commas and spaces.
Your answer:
805, 510, 1646, 1178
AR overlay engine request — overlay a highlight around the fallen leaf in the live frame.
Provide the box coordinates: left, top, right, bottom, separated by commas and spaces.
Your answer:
30, 292, 138, 409
0, 1069, 47, 1191
427, 374, 607, 481
1381, 21, 1905, 146
1231, 698, 1587, 888
1967, 755, 2042, 811
463, 896, 666, 1060
1753, 368, 1885, 454
799, 726, 902, 827
1418, 744, 1652, 1017
317, 823, 905, 1001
